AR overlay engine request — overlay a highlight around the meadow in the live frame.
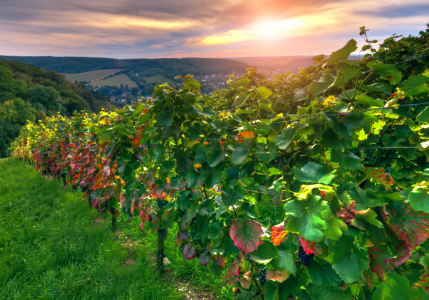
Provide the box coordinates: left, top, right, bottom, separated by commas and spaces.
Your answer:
143, 75, 176, 85
65, 69, 123, 83
0, 159, 234, 300
89, 74, 138, 88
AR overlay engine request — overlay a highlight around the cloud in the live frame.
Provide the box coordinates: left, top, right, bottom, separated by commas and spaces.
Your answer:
0, 0, 427, 58
356, 3, 429, 18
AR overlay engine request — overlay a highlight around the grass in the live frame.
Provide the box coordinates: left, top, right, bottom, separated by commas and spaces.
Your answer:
0, 159, 233, 300
89, 74, 138, 88
143, 75, 176, 86
65, 69, 123, 82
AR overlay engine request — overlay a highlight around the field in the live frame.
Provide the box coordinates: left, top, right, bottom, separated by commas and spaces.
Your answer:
143, 75, 176, 85
65, 69, 123, 82
89, 74, 138, 88
257, 68, 283, 77
0, 158, 233, 300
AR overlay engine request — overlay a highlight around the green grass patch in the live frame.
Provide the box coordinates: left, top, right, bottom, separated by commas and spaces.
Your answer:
89, 74, 138, 88
0, 159, 233, 300
65, 69, 123, 82
143, 75, 176, 86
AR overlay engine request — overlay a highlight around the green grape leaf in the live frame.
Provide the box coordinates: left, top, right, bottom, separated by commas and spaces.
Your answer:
417, 107, 429, 123
308, 259, 342, 286
358, 82, 391, 95
248, 240, 278, 264
324, 217, 348, 241
157, 108, 174, 127
231, 144, 249, 165
354, 209, 384, 228
333, 63, 362, 87
399, 74, 429, 96
205, 142, 225, 167
187, 124, 201, 140
230, 76, 251, 88
367, 61, 402, 85
307, 285, 353, 300
331, 150, 361, 170
294, 162, 335, 184
373, 272, 428, 300
285, 196, 333, 242
277, 240, 297, 276
275, 129, 294, 150
257, 86, 272, 100
409, 186, 429, 213
342, 186, 386, 210
208, 222, 221, 239
327, 235, 369, 283
327, 39, 357, 65
294, 184, 336, 201
263, 281, 279, 300
233, 93, 250, 107
259, 101, 275, 113
224, 234, 240, 255
308, 73, 336, 95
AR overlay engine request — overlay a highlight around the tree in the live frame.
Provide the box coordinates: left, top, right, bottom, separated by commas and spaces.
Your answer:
0, 65, 27, 102
27, 85, 63, 113
0, 98, 36, 124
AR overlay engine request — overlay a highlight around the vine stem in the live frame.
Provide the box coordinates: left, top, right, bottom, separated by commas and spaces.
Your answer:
203, 184, 208, 199
247, 255, 264, 299
276, 137, 316, 161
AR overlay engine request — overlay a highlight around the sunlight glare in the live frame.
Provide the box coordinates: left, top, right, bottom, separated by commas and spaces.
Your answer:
251, 19, 304, 40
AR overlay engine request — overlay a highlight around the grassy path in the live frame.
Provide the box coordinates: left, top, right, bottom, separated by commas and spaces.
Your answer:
0, 159, 233, 300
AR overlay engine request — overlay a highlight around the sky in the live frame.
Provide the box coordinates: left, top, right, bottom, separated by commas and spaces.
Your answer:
0, 0, 428, 59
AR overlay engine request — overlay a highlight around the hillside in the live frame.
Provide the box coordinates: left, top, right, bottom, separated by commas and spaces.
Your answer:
0, 59, 115, 157
0, 56, 250, 76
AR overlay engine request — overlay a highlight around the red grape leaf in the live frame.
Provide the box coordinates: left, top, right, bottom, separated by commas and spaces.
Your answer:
221, 252, 243, 285
368, 230, 412, 280
299, 236, 322, 255
199, 251, 210, 266
267, 270, 289, 283
239, 271, 252, 289
183, 242, 196, 260
382, 203, 429, 248
362, 167, 394, 190
230, 219, 263, 254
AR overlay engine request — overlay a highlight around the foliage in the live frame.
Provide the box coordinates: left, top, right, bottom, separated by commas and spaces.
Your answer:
9, 25, 429, 299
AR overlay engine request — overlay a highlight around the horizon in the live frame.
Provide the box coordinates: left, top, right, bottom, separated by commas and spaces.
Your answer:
1, 0, 428, 58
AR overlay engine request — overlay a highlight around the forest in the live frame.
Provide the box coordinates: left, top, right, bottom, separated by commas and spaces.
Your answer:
0, 59, 115, 157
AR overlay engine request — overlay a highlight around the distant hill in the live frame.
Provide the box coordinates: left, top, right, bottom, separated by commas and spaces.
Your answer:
0, 56, 250, 76
0, 56, 251, 96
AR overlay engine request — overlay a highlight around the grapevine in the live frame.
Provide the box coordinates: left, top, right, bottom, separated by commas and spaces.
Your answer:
9, 25, 429, 300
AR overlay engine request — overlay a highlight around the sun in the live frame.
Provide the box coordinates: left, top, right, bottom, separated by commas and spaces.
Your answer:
251, 19, 304, 40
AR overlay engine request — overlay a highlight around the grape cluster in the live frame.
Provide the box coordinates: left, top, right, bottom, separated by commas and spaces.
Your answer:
259, 268, 267, 286
298, 247, 314, 266
157, 199, 168, 209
